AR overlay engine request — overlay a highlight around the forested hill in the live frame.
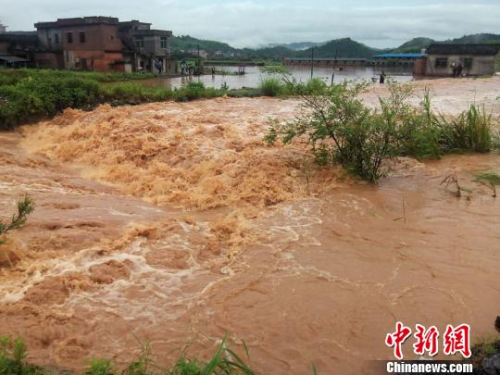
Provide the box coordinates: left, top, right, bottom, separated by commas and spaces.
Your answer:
170, 33, 500, 60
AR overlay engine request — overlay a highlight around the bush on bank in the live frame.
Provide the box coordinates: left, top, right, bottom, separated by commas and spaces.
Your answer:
265, 81, 497, 182
0, 68, 156, 86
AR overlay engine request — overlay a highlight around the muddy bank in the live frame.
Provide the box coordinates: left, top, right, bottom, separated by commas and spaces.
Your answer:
0, 77, 499, 374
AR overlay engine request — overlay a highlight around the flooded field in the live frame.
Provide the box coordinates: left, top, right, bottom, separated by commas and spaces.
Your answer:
0, 77, 499, 374
136, 65, 414, 90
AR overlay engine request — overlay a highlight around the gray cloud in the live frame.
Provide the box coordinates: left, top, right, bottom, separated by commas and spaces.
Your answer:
1, 1, 499, 48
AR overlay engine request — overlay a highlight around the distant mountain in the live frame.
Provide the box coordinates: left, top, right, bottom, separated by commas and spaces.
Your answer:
239, 46, 294, 60
391, 34, 500, 53
448, 33, 500, 45
296, 38, 380, 59
393, 37, 435, 53
267, 41, 325, 51
170, 33, 500, 61
171, 35, 236, 54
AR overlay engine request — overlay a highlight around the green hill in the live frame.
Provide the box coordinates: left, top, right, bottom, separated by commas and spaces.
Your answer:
394, 37, 435, 52
268, 41, 326, 50
296, 38, 380, 58
169, 33, 500, 61
239, 46, 294, 60
448, 33, 500, 44
171, 35, 236, 54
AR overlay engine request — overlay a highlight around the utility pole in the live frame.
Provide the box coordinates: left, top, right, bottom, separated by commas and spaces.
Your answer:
332, 42, 338, 86
197, 43, 201, 75
311, 47, 314, 80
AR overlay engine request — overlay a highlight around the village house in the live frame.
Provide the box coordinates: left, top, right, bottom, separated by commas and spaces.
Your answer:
425, 44, 500, 76
118, 20, 176, 74
0, 31, 37, 67
0, 16, 176, 73
34, 17, 124, 71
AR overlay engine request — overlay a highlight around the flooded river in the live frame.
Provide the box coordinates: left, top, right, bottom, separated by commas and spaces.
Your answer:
136, 65, 414, 90
0, 77, 499, 374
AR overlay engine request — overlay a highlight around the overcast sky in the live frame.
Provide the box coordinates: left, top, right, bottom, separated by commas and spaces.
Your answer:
2, 0, 500, 48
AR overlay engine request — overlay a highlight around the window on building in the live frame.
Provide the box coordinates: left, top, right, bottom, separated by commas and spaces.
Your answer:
79, 32, 86, 43
54, 34, 59, 45
463, 58, 473, 69
160, 37, 168, 49
135, 37, 145, 48
67, 32, 73, 44
435, 58, 448, 68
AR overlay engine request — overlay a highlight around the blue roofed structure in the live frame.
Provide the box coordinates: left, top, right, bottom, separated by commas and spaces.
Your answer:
375, 53, 425, 59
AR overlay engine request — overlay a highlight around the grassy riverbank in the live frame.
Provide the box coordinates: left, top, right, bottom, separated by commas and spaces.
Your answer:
0, 69, 314, 129
0, 69, 234, 129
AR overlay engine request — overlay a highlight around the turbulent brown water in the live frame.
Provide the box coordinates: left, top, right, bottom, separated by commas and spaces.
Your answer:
0, 78, 499, 374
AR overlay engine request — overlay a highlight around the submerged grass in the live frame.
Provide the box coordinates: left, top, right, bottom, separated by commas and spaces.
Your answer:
475, 171, 500, 197
0, 195, 35, 246
470, 336, 500, 373
259, 77, 285, 97
440, 104, 492, 152
0, 336, 45, 374
475, 172, 500, 186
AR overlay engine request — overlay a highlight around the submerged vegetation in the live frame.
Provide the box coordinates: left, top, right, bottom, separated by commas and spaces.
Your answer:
265, 80, 498, 182
0, 195, 35, 246
475, 172, 500, 197
0, 336, 44, 375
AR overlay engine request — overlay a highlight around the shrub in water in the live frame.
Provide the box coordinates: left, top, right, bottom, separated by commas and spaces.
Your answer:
259, 77, 284, 97
265, 81, 496, 182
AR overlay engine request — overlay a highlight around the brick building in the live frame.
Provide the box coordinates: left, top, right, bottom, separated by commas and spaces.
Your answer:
34, 17, 124, 71
0, 16, 174, 73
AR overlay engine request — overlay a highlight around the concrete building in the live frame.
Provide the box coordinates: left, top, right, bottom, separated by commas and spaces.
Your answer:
119, 20, 175, 74
0, 22, 7, 33
425, 44, 500, 77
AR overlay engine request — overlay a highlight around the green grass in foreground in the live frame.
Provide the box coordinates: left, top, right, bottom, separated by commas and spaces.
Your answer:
0, 335, 256, 375
2, 333, 499, 374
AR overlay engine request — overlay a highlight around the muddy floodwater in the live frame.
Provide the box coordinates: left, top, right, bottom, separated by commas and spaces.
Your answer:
134, 65, 414, 90
0, 77, 499, 374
